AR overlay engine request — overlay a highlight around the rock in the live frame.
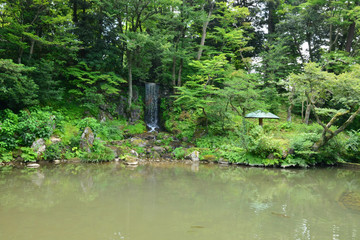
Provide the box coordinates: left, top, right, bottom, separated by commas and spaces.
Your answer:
27, 163, 40, 168
186, 151, 199, 162
182, 137, 188, 142
267, 153, 275, 159
165, 146, 173, 152
79, 127, 95, 152
130, 138, 147, 147
54, 160, 61, 164
202, 155, 217, 161
130, 149, 139, 157
144, 134, 156, 140
114, 158, 120, 162
129, 108, 141, 124
31, 138, 46, 157
124, 161, 139, 166
282, 150, 288, 159
151, 151, 161, 159
218, 160, 229, 165
288, 148, 295, 155
124, 155, 139, 165
152, 146, 165, 153
50, 136, 61, 144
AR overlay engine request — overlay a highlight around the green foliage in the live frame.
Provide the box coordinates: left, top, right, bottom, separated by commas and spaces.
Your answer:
60, 123, 80, 146
44, 143, 64, 161
81, 140, 115, 162
124, 122, 146, 135
0, 108, 59, 149
31, 59, 64, 103
67, 62, 125, 114
20, 147, 37, 162
77, 117, 101, 133
221, 147, 246, 163
0, 59, 38, 109
0, 151, 13, 163
172, 147, 186, 159
345, 130, 360, 162
247, 126, 282, 159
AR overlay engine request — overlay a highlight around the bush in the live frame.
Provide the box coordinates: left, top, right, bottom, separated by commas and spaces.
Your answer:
290, 132, 320, 164
173, 147, 186, 159
124, 121, 146, 135
345, 130, 360, 163
44, 142, 64, 161
20, 147, 37, 162
81, 140, 115, 162
247, 126, 282, 158
0, 108, 60, 149
77, 117, 101, 133
0, 151, 12, 163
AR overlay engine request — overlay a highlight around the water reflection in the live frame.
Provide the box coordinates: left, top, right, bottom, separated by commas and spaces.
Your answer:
0, 164, 360, 240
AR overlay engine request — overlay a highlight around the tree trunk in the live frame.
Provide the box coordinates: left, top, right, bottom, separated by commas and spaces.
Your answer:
304, 101, 311, 124
72, 0, 78, 23
127, 51, 133, 110
345, 21, 356, 53
312, 106, 360, 151
29, 39, 35, 60
267, 1, 276, 35
177, 58, 183, 87
197, 1, 214, 60
287, 85, 295, 122
301, 101, 304, 122
172, 56, 176, 91
306, 31, 313, 62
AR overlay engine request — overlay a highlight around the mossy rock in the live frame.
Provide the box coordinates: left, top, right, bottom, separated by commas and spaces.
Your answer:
130, 138, 147, 147
202, 154, 217, 161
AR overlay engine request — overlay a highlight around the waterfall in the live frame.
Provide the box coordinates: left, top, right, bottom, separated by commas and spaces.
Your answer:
145, 83, 159, 132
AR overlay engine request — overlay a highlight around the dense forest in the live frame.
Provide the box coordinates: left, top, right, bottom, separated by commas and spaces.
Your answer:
1, 0, 360, 166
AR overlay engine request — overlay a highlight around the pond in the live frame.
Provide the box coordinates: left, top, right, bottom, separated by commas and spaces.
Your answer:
0, 163, 359, 240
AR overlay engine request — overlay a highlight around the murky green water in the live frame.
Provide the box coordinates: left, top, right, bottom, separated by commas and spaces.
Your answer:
0, 163, 359, 240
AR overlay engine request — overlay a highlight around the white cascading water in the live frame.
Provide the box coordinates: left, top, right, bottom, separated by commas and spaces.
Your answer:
145, 83, 159, 132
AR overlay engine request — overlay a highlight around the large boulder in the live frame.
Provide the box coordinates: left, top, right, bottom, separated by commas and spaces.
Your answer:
79, 127, 95, 152
31, 138, 46, 157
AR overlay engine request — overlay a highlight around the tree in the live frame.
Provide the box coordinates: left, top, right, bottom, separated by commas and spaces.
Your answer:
0, 59, 38, 109
290, 62, 360, 151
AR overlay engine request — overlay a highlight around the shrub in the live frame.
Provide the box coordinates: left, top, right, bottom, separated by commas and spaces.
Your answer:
124, 121, 146, 135
44, 142, 64, 161
173, 147, 186, 159
289, 132, 319, 164
247, 126, 282, 158
81, 140, 115, 162
77, 117, 101, 133
345, 130, 360, 162
20, 147, 37, 162
0, 151, 13, 163
0, 108, 60, 149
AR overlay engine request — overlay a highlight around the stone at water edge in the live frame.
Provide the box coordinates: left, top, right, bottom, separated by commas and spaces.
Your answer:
27, 163, 40, 168
79, 127, 95, 152
54, 160, 61, 164
124, 155, 139, 165
187, 151, 199, 162
31, 138, 46, 157
130, 149, 139, 157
